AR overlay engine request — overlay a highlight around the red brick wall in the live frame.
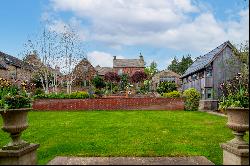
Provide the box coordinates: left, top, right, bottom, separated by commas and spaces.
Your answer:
32, 98, 184, 111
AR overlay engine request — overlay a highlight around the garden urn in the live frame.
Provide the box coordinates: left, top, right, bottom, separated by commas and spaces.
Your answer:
0, 108, 31, 150
226, 107, 249, 146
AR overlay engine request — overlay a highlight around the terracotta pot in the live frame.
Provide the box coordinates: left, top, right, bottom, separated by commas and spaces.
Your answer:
0, 108, 31, 150
226, 107, 249, 146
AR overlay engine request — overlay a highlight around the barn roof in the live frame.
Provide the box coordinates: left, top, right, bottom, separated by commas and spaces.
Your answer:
181, 41, 233, 78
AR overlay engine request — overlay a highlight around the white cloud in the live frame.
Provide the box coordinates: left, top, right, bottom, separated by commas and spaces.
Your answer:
47, 17, 88, 41
49, 0, 249, 52
87, 51, 124, 67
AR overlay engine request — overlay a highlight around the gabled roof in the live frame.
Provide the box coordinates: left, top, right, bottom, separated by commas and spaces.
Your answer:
181, 41, 233, 78
155, 69, 181, 78
0, 51, 34, 71
113, 59, 144, 68
95, 66, 114, 76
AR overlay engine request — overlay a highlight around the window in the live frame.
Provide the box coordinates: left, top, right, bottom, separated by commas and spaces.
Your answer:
118, 69, 123, 75
160, 77, 175, 83
83, 66, 88, 73
206, 88, 212, 99
206, 66, 213, 77
206, 70, 212, 77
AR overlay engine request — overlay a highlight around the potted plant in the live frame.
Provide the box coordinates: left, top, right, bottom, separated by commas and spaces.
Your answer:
0, 78, 32, 150
219, 73, 249, 146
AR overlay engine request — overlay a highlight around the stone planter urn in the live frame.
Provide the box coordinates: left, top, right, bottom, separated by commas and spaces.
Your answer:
0, 108, 31, 150
226, 107, 249, 146
220, 107, 249, 165
0, 108, 40, 165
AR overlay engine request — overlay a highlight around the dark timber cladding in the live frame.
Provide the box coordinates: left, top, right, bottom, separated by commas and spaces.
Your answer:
181, 41, 240, 103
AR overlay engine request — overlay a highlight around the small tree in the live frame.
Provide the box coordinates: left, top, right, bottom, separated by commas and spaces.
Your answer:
91, 75, 106, 89
59, 25, 85, 94
104, 72, 120, 93
119, 74, 129, 91
22, 26, 60, 94
130, 71, 147, 89
144, 61, 158, 91
167, 55, 193, 75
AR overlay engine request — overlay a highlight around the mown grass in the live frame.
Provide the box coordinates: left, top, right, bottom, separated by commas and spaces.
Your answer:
0, 111, 248, 165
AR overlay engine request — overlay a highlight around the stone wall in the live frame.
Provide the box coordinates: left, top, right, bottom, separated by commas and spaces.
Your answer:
0, 65, 32, 81
32, 98, 184, 111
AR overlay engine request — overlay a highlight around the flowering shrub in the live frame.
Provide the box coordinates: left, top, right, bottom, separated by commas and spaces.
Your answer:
163, 91, 181, 98
183, 88, 201, 111
0, 78, 31, 109
3, 94, 31, 109
219, 73, 249, 110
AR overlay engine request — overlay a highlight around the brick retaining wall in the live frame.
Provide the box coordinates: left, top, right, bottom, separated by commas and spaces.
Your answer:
32, 98, 184, 111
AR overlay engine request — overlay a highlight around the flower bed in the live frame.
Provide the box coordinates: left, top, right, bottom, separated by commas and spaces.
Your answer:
32, 97, 184, 111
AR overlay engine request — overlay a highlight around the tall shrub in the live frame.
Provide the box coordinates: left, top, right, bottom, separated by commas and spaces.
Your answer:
183, 88, 201, 111
156, 81, 177, 95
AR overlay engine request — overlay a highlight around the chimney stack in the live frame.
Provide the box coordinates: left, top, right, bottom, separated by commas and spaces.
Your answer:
139, 52, 143, 60
113, 56, 116, 60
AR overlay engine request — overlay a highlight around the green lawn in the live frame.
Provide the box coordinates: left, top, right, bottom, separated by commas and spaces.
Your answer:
0, 111, 248, 165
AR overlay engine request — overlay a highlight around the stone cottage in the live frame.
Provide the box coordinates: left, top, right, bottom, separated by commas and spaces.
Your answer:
181, 41, 240, 110
151, 69, 181, 91
0, 51, 34, 81
72, 58, 97, 87
113, 54, 145, 76
95, 65, 114, 78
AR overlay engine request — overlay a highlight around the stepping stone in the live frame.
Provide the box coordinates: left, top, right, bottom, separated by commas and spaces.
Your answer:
47, 156, 214, 165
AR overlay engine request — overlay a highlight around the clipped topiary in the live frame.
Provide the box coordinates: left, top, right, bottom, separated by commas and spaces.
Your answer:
183, 88, 201, 111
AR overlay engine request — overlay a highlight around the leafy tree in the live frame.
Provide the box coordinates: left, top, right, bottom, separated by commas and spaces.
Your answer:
144, 61, 158, 92
144, 61, 158, 78
131, 71, 148, 90
104, 72, 120, 93
167, 55, 193, 75
91, 75, 105, 89
167, 57, 179, 74
179, 55, 193, 75
119, 74, 129, 91
130, 71, 147, 83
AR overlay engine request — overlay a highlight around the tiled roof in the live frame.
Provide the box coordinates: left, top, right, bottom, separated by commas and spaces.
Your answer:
0, 60, 7, 69
181, 41, 233, 78
95, 66, 114, 76
155, 69, 181, 78
0, 51, 34, 71
113, 59, 144, 68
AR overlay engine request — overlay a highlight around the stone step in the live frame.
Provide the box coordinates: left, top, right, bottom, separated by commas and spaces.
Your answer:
47, 156, 214, 165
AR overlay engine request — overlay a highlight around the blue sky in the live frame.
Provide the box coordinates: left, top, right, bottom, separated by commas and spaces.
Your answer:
0, 0, 249, 70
